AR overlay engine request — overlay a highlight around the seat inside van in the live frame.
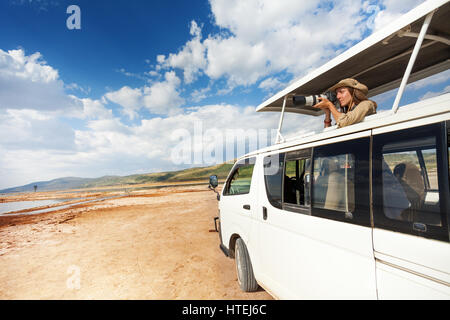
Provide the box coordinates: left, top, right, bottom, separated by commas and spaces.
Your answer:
313, 159, 332, 208
393, 162, 425, 221
323, 161, 344, 211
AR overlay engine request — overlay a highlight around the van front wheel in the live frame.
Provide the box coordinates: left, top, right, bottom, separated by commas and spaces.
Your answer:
235, 238, 258, 292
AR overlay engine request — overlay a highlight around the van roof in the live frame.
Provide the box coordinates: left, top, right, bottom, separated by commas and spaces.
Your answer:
256, 0, 450, 115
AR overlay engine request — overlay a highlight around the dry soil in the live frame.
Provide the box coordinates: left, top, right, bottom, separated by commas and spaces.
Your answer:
0, 185, 272, 300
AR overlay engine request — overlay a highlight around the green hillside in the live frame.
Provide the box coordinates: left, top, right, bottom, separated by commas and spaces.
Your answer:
0, 161, 236, 193
81, 162, 234, 188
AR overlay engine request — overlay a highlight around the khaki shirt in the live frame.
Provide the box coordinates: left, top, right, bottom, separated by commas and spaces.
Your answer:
336, 100, 377, 128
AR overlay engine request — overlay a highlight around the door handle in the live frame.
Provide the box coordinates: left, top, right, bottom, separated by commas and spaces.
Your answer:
243, 204, 251, 210
263, 206, 267, 220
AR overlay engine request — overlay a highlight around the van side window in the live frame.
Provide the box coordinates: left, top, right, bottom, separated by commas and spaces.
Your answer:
284, 158, 311, 206
223, 158, 256, 196
313, 154, 355, 212
373, 123, 449, 242
263, 153, 285, 209
311, 138, 371, 226
283, 149, 312, 213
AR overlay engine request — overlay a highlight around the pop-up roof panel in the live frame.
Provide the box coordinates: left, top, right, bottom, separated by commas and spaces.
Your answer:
256, 0, 450, 116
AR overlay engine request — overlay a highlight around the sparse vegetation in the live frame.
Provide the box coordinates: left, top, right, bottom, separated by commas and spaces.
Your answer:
0, 162, 236, 193
80, 163, 235, 188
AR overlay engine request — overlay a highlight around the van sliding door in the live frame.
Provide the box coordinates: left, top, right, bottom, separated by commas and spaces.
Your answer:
372, 122, 450, 299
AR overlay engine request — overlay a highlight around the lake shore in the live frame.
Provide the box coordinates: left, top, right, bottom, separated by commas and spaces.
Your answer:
0, 184, 272, 299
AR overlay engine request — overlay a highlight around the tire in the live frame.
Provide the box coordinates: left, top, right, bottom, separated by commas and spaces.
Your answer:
235, 238, 258, 292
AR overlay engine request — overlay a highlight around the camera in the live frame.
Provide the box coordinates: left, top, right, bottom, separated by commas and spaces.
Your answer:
292, 91, 338, 108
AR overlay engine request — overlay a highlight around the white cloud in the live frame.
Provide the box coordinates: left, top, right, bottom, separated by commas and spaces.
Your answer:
0, 49, 113, 120
0, 108, 75, 151
372, 0, 426, 31
204, 36, 268, 86
209, 0, 317, 42
154, 0, 401, 90
116, 68, 147, 81
0, 49, 58, 83
85, 118, 131, 134
0, 98, 324, 189
104, 86, 143, 119
190, 86, 211, 103
258, 77, 284, 91
150, 0, 429, 93
408, 69, 450, 90
65, 82, 91, 95
142, 71, 184, 115
0, 49, 78, 111
419, 85, 450, 100
156, 55, 166, 64
158, 21, 207, 84
80, 98, 113, 120
103, 71, 184, 118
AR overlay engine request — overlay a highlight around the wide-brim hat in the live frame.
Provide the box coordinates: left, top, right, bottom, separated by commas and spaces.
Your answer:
328, 78, 368, 95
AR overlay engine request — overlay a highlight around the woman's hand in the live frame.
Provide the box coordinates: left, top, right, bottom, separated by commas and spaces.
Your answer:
314, 97, 334, 110
316, 97, 338, 128
316, 97, 343, 126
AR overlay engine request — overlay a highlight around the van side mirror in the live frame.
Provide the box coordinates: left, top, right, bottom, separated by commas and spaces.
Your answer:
209, 175, 218, 189
208, 175, 220, 201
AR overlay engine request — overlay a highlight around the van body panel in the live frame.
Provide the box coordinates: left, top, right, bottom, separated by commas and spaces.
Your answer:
374, 228, 450, 278
375, 264, 449, 299
219, 193, 254, 252
255, 203, 377, 299
372, 111, 450, 136
373, 229, 450, 299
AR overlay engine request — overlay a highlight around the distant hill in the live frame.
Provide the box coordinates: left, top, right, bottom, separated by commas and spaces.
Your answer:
0, 162, 234, 193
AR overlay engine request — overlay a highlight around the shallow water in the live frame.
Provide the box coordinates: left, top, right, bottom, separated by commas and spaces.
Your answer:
0, 199, 67, 214
0, 196, 123, 216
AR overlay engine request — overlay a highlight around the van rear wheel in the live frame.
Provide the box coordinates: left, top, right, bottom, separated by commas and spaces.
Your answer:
235, 238, 258, 292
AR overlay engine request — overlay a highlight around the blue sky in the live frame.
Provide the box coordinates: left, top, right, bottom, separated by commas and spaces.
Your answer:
0, 0, 449, 189
1, 1, 216, 113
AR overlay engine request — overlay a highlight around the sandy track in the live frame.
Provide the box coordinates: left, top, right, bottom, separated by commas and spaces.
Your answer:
0, 186, 272, 300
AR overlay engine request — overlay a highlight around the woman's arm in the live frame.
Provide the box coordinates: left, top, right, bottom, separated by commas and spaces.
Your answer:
335, 100, 376, 128
314, 97, 342, 124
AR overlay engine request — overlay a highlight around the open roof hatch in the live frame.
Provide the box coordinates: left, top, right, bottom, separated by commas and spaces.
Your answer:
256, 0, 450, 143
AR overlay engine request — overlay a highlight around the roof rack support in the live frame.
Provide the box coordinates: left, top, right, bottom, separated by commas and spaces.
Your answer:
352, 40, 437, 79
275, 95, 287, 144
398, 30, 450, 46
392, 10, 435, 114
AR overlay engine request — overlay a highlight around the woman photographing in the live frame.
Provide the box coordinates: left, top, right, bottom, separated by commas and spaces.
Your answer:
314, 78, 377, 128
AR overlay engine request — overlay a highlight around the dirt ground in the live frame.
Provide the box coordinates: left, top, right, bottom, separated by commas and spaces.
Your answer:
0, 185, 272, 300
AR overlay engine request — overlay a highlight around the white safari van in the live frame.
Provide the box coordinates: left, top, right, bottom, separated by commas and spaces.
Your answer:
209, 0, 450, 299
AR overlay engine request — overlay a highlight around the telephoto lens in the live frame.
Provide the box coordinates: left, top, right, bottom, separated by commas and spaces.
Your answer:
292, 91, 337, 108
